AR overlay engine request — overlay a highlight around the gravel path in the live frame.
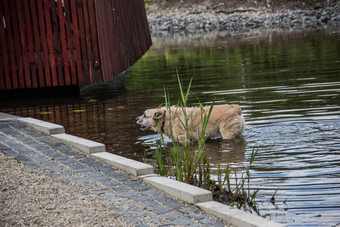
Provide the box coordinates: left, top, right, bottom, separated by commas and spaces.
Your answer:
0, 152, 128, 226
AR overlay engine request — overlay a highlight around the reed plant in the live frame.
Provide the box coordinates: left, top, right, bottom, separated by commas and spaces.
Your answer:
156, 73, 214, 187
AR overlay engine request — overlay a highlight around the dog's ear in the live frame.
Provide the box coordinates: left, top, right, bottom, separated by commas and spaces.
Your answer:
156, 103, 165, 109
153, 111, 163, 120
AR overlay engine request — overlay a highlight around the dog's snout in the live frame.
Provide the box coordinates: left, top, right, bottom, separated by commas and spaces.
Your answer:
136, 116, 142, 123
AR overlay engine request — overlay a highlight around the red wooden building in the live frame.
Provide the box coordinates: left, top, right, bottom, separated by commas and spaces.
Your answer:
0, 0, 152, 91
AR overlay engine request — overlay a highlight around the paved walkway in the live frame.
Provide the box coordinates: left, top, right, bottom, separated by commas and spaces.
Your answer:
0, 116, 227, 226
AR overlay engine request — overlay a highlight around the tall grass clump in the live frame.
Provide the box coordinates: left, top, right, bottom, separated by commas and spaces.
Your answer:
155, 73, 214, 188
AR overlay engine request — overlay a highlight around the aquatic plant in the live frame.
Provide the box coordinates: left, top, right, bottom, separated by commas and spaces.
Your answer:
154, 73, 214, 186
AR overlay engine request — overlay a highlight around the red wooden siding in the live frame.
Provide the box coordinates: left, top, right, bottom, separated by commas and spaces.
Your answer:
0, 0, 152, 91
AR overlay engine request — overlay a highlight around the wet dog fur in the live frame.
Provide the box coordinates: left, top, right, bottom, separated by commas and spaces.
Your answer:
136, 104, 245, 143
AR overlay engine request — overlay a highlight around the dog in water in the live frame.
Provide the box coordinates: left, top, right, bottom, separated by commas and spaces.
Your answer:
136, 104, 245, 143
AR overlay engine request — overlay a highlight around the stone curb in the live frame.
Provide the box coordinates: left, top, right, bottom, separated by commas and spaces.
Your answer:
196, 201, 285, 227
92, 151, 154, 177
52, 133, 105, 154
143, 175, 212, 204
18, 117, 65, 135
0, 112, 21, 120
19, 116, 286, 227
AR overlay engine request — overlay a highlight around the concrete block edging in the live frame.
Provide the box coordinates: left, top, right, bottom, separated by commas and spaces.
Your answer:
197, 201, 285, 227
51, 133, 105, 154
92, 152, 154, 177
19, 117, 65, 135
143, 175, 212, 204
19, 117, 285, 227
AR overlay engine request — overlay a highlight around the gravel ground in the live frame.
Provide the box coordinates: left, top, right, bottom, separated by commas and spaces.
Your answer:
0, 152, 129, 226
147, 0, 340, 36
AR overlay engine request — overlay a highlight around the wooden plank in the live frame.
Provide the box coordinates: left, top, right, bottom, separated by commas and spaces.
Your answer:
111, 0, 120, 78
11, 0, 26, 88
30, 0, 45, 88
44, 0, 58, 87
134, 0, 144, 57
50, 0, 64, 86
123, 0, 133, 68
76, 0, 88, 84
22, 1, 35, 63
95, 0, 115, 82
7, 0, 22, 88
36, 0, 51, 87
23, 0, 38, 88
0, 1, 11, 89
16, 0, 31, 88
63, 0, 77, 85
120, 0, 130, 70
114, 0, 127, 76
3, 0, 18, 89
125, 0, 134, 68
57, 0, 71, 86
81, 0, 93, 83
0, 34, 4, 89
94, 0, 105, 81
0, 29, 4, 89
120, 1, 128, 73
113, 0, 123, 79
69, 0, 83, 85
88, 0, 101, 83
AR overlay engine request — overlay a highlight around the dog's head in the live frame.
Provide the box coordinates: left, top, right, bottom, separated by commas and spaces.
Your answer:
136, 106, 166, 132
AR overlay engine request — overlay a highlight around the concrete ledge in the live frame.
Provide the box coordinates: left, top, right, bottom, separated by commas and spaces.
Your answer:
92, 152, 154, 177
52, 133, 105, 154
0, 112, 22, 121
143, 176, 212, 204
19, 117, 65, 135
196, 201, 286, 227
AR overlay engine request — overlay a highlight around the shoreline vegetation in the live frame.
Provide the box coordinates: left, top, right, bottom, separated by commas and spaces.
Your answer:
145, 0, 340, 36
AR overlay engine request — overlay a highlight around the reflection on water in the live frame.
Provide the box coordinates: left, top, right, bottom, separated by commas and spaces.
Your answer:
139, 134, 247, 165
1, 29, 340, 226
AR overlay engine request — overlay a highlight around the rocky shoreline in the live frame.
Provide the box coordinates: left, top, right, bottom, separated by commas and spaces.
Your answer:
147, 1, 340, 36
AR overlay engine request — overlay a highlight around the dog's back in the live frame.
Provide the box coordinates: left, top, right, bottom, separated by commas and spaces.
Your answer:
198, 104, 244, 140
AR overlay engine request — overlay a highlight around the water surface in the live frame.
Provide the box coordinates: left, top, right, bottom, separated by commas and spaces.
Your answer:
1, 29, 340, 226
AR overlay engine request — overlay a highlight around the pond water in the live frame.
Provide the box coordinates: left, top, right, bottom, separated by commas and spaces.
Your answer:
1, 29, 340, 226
